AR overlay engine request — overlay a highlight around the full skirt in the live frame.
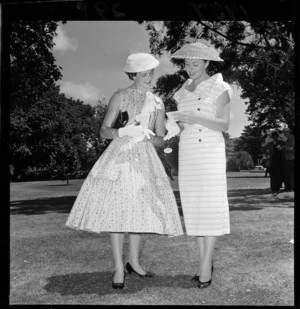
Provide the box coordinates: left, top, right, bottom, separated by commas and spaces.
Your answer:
66, 136, 183, 236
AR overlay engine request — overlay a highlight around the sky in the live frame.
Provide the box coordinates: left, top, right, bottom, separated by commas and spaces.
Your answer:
53, 21, 251, 138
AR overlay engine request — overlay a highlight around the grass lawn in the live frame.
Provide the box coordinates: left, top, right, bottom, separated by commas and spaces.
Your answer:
10, 172, 294, 305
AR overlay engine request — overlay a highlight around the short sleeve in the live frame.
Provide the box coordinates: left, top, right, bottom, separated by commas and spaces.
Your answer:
173, 80, 190, 103
173, 90, 180, 103
222, 82, 233, 101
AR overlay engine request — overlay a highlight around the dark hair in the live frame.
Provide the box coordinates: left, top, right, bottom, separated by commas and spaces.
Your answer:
125, 72, 137, 80
184, 59, 209, 63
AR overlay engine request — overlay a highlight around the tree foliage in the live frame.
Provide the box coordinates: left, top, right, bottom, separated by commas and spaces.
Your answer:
10, 21, 64, 110
10, 84, 108, 181
142, 21, 295, 131
234, 123, 268, 165
9, 20, 112, 182
227, 150, 254, 172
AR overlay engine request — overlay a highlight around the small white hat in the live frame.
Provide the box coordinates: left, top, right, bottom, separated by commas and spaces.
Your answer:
123, 53, 160, 73
171, 42, 223, 61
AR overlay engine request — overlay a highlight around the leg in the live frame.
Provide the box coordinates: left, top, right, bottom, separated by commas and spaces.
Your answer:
110, 233, 125, 283
196, 236, 205, 275
128, 233, 146, 275
269, 162, 275, 192
200, 236, 217, 282
270, 160, 281, 193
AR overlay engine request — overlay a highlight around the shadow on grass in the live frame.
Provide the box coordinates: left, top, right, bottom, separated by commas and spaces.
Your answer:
10, 196, 75, 215
228, 188, 271, 197
45, 184, 72, 187
227, 175, 268, 179
43, 271, 197, 296
10, 193, 184, 216
10, 188, 293, 216
228, 188, 294, 211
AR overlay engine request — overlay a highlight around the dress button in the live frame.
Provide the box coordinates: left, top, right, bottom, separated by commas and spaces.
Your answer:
199, 139, 202, 142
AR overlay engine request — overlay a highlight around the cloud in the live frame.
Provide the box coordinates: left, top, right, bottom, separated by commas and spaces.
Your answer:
53, 25, 78, 54
59, 81, 103, 105
157, 54, 176, 74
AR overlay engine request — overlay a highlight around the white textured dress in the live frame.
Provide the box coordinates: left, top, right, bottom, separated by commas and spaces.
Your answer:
66, 88, 183, 236
174, 73, 232, 236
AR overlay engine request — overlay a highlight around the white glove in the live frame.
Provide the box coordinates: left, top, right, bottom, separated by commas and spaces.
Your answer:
163, 117, 180, 141
118, 124, 145, 138
134, 126, 155, 142
134, 112, 155, 142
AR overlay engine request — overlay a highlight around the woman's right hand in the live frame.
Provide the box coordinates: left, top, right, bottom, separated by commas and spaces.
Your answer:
118, 124, 145, 138
119, 124, 155, 140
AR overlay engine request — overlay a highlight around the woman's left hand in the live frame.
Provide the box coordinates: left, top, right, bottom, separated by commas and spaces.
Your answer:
141, 134, 153, 143
172, 110, 200, 125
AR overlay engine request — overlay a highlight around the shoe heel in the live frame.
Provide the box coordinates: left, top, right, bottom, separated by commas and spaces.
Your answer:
126, 262, 133, 274
198, 279, 212, 289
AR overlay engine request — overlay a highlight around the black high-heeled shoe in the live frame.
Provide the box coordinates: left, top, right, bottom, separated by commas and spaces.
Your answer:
198, 278, 212, 289
126, 262, 155, 278
112, 271, 126, 289
191, 265, 214, 282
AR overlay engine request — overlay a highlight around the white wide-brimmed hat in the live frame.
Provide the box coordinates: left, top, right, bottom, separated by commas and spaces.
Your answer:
123, 53, 160, 73
171, 42, 223, 61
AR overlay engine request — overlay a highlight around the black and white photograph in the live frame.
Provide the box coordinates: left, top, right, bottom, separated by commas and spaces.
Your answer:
3, 0, 296, 306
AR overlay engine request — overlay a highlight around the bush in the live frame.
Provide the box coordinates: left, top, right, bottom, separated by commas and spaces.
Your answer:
236, 151, 254, 170
227, 151, 254, 172
227, 156, 241, 172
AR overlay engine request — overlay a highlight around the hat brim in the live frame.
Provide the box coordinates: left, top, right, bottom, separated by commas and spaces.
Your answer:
171, 55, 223, 61
123, 59, 160, 73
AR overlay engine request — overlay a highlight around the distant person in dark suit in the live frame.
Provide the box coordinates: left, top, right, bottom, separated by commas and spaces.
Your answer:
261, 154, 270, 177
281, 128, 294, 191
262, 131, 285, 198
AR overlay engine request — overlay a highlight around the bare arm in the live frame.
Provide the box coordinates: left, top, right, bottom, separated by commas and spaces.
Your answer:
151, 108, 165, 147
142, 104, 165, 147
100, 92, 121, 139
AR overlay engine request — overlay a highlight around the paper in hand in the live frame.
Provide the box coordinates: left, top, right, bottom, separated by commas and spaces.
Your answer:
166, 111, 187, 120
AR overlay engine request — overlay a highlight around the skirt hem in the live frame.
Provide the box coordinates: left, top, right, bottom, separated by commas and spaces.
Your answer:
65, 224, 183, 237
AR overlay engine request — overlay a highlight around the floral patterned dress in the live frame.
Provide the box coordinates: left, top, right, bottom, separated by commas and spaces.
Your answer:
65, 88, 183, 236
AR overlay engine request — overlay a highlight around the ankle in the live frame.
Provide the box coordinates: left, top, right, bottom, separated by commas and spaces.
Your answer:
114, 264, 124, 272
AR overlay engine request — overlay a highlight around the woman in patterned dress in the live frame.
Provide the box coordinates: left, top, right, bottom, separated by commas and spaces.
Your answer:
65, 53, 183, 289
167, 42, 232, 289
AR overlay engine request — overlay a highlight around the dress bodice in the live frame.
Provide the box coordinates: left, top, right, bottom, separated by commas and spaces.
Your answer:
173, 73, 232, 128
116, 88, 164, 131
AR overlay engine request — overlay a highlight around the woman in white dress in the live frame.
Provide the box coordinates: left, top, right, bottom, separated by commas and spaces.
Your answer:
65, 53, 183, 289
167, 42, 232, 289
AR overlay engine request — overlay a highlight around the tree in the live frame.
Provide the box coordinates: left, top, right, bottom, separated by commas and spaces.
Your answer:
10, 84, 107, 181
49, 137, 82, 185
142, 21, 295, 131
9, 21, 114, 181
10, 21, 64, 110
227, 150, 254, 172
234, 124, 267, 165
10, 21, 64, 179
